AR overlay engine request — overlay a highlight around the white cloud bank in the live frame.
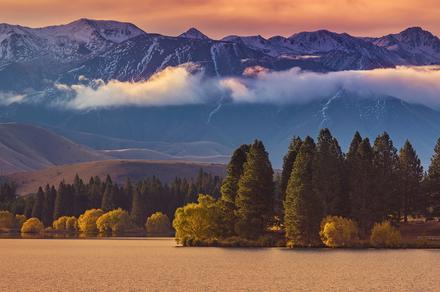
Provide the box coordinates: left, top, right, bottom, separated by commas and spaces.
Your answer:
57, 64, 440, 110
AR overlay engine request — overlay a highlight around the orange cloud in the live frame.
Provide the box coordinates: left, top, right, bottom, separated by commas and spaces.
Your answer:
0, 0, 439, 38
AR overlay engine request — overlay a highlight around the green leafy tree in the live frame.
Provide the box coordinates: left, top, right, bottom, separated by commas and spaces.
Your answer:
398, 141, 423, 221
235, 140, 274, 239
130, 189, 146, 226
284, 136, 323, 247
173, 194, 226, 245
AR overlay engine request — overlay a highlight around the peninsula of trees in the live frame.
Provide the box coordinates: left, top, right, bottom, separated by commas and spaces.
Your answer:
1, 129, 440, 248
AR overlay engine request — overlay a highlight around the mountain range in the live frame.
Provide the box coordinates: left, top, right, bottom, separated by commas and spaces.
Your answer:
1, 19, 440, 170
1, 19, 440, 90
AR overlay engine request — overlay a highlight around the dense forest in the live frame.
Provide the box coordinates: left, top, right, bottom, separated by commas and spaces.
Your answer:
1, 129, 440, 247
0, 170, 221, 228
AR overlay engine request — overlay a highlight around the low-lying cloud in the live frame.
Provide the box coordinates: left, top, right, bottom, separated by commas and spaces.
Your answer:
55, 64, 440, 110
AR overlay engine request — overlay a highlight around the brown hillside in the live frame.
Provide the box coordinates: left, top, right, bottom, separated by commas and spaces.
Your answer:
9, 159, 226, 195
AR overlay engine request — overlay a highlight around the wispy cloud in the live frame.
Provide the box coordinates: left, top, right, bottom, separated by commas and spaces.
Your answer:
57, 64, 440, 110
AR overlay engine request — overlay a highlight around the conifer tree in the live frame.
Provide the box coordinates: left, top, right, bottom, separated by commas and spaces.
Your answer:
343, 131, 363, 218
350, 138, 375, 235
235, 140, 274, 239
131, 189, 146, 226
220, 144, 250, 211
284, 136, 323, 246
372, 132, 399, 221
31, 187, 45, 221
314, 129, 344, 216
280, 137, 303, 200
398, 140, 423, 222
53, 181, 69, 220
427, 138, 440, 217
101, 182, 115, 212
42, 184, 56, 226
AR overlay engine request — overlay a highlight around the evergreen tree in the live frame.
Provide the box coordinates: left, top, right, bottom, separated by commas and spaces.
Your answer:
426, 138, 440, 217
372, 132, 399, 221
53, 181, 67, 220
42, 185, 56, 227
220, 144, 250, 214
314, 129, 344, 216
284, 136, 323, 246
101, 182, 116, 212
398, 140, 424, 222
31, 187, 45, 221
131, 189, 146, 226
350, 138, 375, 235
280, 137, 303, 200
235, 140, 274, 239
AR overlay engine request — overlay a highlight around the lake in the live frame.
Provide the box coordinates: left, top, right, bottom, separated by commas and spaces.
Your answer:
1, 238, 439, 291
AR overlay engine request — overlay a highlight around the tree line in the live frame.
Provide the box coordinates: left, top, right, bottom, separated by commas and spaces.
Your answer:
0, 169, 221, 228
173, 129, 440, 247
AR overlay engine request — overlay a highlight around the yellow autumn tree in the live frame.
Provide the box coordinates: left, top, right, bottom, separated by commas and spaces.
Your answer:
320, 216, 359, 247
146, 212, 171, 234
78, 209, 104, 234
21, 218, 44, 234
0, 210, 16, 231
370, 221, 401, 248
53, 216, 78, 232
96, 208, 132, 234
173, 194, 225, 245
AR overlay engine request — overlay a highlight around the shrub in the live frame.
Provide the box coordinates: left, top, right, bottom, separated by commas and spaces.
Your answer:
53, 216, 78, 232
15, 214, 26, 229
320, 216, 359, 247
370, 221, 401, 248
173, 194, 226, 245
96, 208, 132, 234
0, 210, 16, 230
146, 212, 171, 234
21, 218, 44, 233
78, 209, 104, 234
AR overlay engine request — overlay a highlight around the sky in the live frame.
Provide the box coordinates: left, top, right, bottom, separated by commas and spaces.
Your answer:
0, 0, 439, 38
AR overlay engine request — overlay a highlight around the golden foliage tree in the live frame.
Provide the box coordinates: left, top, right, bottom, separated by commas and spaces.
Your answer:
53, 216, 78, 232
370, 221, 401, 248
78, 209, 104, 234
146, 212, 171, 234
21, 218, 44, 233
96, 208, 132, 234
320, 216, 359, 247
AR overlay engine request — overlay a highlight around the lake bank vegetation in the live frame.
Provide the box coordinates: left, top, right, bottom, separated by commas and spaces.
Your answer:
1, 129, 440, 247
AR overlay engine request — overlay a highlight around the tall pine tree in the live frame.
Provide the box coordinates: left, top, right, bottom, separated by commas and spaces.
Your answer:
426, 138, 440, 217
350, 138, 375, 235
372, 132, 399, 221
31, 187, 45, 221
398, 140, 423, 222
314, 129, 344, 216
235, 140, 274, 239
284, 136, 323, 246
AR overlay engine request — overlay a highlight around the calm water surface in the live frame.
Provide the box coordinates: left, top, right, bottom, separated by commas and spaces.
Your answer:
0, 238, 439, 291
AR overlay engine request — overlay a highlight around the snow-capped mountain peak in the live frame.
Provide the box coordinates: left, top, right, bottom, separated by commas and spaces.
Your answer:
178, 28, 211, 40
